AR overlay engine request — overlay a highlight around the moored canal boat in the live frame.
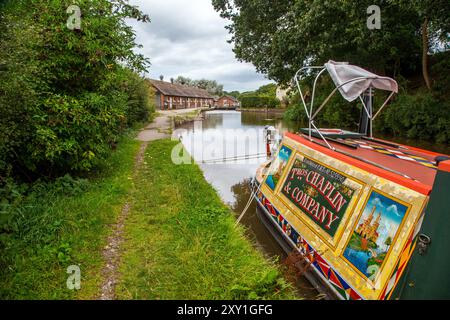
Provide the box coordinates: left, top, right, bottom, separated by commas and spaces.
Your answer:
254, 61, 450, 300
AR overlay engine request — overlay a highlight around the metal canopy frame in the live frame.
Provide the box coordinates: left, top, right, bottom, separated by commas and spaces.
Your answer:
293, 65, 397, 150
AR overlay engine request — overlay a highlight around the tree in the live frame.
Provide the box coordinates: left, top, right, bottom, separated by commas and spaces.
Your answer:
213, 0, 423, 84
256, 83, 277, 97
238, 83, 280, 108
384, 236, 392, 251
389, 0, 450, 89
174, 76, 193, 86
174, 76, 224, 95
0, 0, 151, 178
224, 90, 241, 99
195, 79, 224, 95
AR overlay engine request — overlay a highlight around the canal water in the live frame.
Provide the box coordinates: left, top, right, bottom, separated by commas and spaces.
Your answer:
176, 110, 449, 299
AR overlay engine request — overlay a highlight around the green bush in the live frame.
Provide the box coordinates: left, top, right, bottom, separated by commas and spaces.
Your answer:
381, 92, 450, 143
285, 90, 450, 144
431, 51, 450, 98
0, 0, 152, 179
121, 70, 154, 126
0, 134, 140, 299
241, 96, 280, 108
283, 104, 308, 122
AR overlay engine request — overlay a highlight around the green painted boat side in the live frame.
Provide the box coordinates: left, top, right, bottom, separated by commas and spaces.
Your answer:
394, 163, 450, 299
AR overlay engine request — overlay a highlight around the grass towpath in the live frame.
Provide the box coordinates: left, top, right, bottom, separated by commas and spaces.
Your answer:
1, 115, 295, 299
116, 139, 295, 299
0, 133, 140, 299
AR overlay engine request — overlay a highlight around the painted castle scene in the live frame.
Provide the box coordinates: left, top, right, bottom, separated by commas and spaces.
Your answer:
343, 191, 408, 281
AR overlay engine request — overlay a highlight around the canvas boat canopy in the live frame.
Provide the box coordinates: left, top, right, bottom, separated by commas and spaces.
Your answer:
293, 60, 399, 149
325, 61, 398, 102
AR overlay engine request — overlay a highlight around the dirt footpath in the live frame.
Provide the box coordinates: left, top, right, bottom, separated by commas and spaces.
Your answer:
99, 107, 205, 299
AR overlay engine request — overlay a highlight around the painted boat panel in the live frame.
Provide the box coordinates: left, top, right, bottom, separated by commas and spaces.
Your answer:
260, 134, 429, 300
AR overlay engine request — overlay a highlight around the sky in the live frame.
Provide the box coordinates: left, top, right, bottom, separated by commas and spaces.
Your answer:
126, 0, 273, 92
360, 191, 408, 246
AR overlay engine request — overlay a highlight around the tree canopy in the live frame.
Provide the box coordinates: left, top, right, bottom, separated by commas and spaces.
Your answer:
0, 0, 153, 179
213, 1, 450, 143
174, 76, 224, 96
238, 83, 280, 108
212, 0, 450, 85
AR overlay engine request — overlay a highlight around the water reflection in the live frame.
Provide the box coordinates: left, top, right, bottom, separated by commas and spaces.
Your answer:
178, 111, 295, 204
230, 179, 284, 257
241, 111, 303, 132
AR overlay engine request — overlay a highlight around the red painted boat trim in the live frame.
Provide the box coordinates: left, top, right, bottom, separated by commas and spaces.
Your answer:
286, 132, 432, 195
439, 160, 450, 173
369, 136, 445, 158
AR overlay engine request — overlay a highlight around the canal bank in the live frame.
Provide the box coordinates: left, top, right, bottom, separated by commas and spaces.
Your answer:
137, 108, 206, 142
0, 110, 296, 299
110, 110, 295, 299
115, 139, 295, 299
237, 108, 286, 114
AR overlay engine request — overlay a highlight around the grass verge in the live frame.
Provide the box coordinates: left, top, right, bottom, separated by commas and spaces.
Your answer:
116, 139, 296, 300
0, 133, 140, 299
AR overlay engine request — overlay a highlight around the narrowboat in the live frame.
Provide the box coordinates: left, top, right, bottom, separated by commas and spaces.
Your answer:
254, 61, 450, 300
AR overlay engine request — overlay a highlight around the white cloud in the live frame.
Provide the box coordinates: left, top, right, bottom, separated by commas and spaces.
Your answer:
371, 197, 385, 209
387, 204, 401, 217
126, 0, 273, 92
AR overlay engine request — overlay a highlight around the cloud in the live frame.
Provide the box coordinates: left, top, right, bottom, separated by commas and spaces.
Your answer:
126, 0, 273, 92
387, 204, 401, 217
371, 197, 385, 209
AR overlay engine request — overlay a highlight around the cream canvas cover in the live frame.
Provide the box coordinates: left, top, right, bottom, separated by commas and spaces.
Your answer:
325, 60, 398, 102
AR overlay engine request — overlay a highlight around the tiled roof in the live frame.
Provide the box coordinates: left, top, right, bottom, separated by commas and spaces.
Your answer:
148, 79, 213, 99
220, 95, 239, 102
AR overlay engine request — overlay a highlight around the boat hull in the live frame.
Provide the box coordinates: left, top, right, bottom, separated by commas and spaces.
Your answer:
255, 194, 341, 300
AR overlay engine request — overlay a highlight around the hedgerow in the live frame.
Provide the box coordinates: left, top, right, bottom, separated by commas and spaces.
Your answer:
0, 0, 153, 180
241, 96, 280, 108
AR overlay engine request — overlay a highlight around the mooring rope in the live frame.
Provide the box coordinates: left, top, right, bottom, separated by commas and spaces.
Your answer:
235, 176, 263, 226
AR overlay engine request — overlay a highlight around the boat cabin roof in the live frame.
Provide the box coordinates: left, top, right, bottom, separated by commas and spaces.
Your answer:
287, 131, 448, 195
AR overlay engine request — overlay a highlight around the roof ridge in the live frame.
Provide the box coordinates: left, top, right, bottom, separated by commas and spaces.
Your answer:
148, 79, 213, 99
220, 95, 239, 101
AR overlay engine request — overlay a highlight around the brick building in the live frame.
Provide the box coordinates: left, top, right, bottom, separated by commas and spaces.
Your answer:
149, 79, 214, 110
215, 95, 240, 108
